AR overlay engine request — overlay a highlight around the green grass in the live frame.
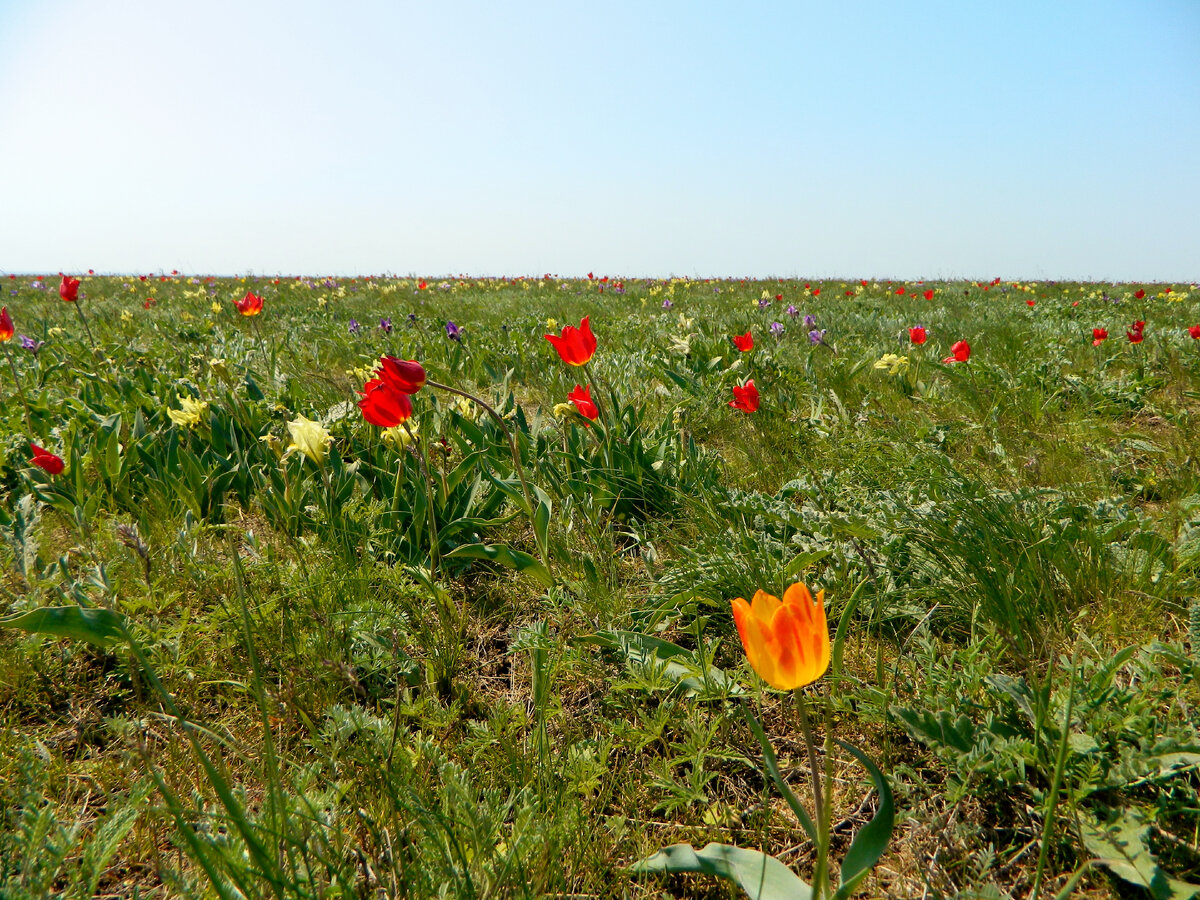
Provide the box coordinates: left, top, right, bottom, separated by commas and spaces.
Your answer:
1, 274, 1199, 898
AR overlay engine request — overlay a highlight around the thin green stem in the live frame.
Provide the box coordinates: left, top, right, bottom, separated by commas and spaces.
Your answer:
403, 420, 440, 578
3, 344, 33, 433
73, 301, 97, 355
795, 688, 830, 899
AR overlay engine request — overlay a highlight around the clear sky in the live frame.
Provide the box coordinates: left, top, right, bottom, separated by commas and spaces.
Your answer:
1, 1, 1197, 280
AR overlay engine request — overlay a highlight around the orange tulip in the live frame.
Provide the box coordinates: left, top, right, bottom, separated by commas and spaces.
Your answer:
234, 291, 263, 316
731, 582, 829, 690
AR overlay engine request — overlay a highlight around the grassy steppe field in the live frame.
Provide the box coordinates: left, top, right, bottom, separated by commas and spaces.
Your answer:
1, 273, 1198, 899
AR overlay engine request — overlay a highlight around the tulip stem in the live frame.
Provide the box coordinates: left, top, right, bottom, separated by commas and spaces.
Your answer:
425, 380, 543, 562
3, 345, 34, 433
73, 302, 97, 355
795, 688, 831, 898
252, 316, 272, 381
403, 420, 440, 578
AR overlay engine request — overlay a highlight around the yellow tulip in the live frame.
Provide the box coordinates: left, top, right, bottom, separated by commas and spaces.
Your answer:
731, 583, 830, 690
285, 415, 332, 467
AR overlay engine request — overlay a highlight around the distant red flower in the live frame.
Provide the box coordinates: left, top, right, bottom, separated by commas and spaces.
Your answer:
923, 289, 934, 301
909, 325, 927, 345
1134, 289, 1145, 300
234, 291, 263, 316
1027, 299, 1035, 307
1127, 321, 1145, 343
812, 288, 821, 297
1072, 301, 1079, 307
1188, 324, 1200, 339
0, 306, 12, 342
545, 316, 597, 366
378, 356, 426, 393
144, 297, 155, 309
418, 280, 428, 290
729, 379, 759, 413
943, 340, 971, 364
1092, 328, 1108, 346
59, 275, 81, 302
896, 287, 905, 296
358, 378, 413, 427
775, 294, 783, 302
29, 442, 65, 475
732, 331, 754, 352
567, 384, 599, 421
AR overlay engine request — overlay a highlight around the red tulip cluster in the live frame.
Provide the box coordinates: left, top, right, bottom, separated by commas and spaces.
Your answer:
358, 356, 426, 427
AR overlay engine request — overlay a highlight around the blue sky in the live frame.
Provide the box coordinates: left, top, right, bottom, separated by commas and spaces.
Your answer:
1, 1, 1197, 279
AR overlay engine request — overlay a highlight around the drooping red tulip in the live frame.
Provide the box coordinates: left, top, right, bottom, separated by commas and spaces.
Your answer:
29, 442, 65, 474
378, 357, 426, 394
942, 340, 971, 364
567, 384, 599, 421
234, 291, 263, 316
1092, 328, 1108, 346
59, 275, 81, 302
358, 378, 414, 427
729, 379, 759, 413
732, 331, 754, 352
545, 316, 597, 366
909, 326, 927, 345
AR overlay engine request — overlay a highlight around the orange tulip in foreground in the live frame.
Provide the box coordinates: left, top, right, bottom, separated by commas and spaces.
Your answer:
732, 582, 829, 690
544, 316, 597, 366
234, 291, 263, 316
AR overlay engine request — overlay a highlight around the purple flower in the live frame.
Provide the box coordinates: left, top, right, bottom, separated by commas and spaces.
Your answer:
662, 298, 673, 309
379, 317, 393, 334
786, 304, 799, 318
769, 322, 784, 337
19, 335, 43, 353
808, 329, 826, 345
407, 313, 417, 325
348, 318, 361, 335
445, 321, 461, 341
758, 297, 770, 310
803, 313, 817, 329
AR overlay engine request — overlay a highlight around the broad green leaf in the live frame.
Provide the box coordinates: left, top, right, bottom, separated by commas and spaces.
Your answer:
892, 707, 977, 754
444, 543, 553, 587
741, 703, 818, 843
1079, 808, 1199, 899
0, 606, 129, 648
833, 740, 896, 900
631, 842, 813, 900
579, 630, 742, 699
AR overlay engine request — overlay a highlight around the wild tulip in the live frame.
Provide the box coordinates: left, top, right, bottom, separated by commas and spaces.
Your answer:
909, 325, 927, 345
0, 307, 12, 342
284, 416, 332, 467
1188, 324, 1200, 340
378, 356, 426, 394
1092, 328, 1108, 346
545, 316, 596, 365
234, 291, 263, 316
567, 384, 599, 420
29, 442, 65, 475
1134, 289, 1146, 299
943, 340, 971, 363
729, 379, 759, 413
731, 582, 829, 690
732, 330, 754, 352
923, 288, 934, 300
59, 275, 81, 302
358, 378, 414, 427
1127, 321, 1145, 343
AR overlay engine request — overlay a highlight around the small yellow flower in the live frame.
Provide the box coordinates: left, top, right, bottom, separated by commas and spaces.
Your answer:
285, 415, 332, 467
168, 396, 209, 428
209, 358, 231, 381
48, 327, 64, 337
211, 301, 222, 314
545, 317, 558, 330
259, 433, 283, 458
381, 424, 417, 449
874, 353, 909, 376
120, 310, 133, 323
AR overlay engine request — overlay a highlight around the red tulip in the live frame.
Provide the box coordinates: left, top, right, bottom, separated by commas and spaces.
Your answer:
732, 331, 754, 352
942, 340, 970, 364
59, 275, 81, 302
1134, 289, 1145, 299
378, 356, 426, 393
29, 442, 65, 474
234, 291, 263, 316
1027, 299, 1036, 307
1092, 328, 1108, 346
923, 289, 934, 300
896, 287, 906, 296
358, 378, 413, 427
567, 384, 599, 420
909, 325, 927, 345
545, 316, 597, 366
0, 306, 12, 342
729, 379, 759, 413
1127, 321, 1145, 343
1188, 324, 1200, 339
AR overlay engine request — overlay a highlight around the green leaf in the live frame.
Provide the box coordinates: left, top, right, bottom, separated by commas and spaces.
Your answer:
579, 630, 743, 699
832, 577, 867, 683
892, 707, 977, 754
1079, 808, 1199, 899
444, 543, 553, 587
741, 704, 818, 843
630, 842, 813, 900
0, 606, 129, 648
833, 740, 895, 900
